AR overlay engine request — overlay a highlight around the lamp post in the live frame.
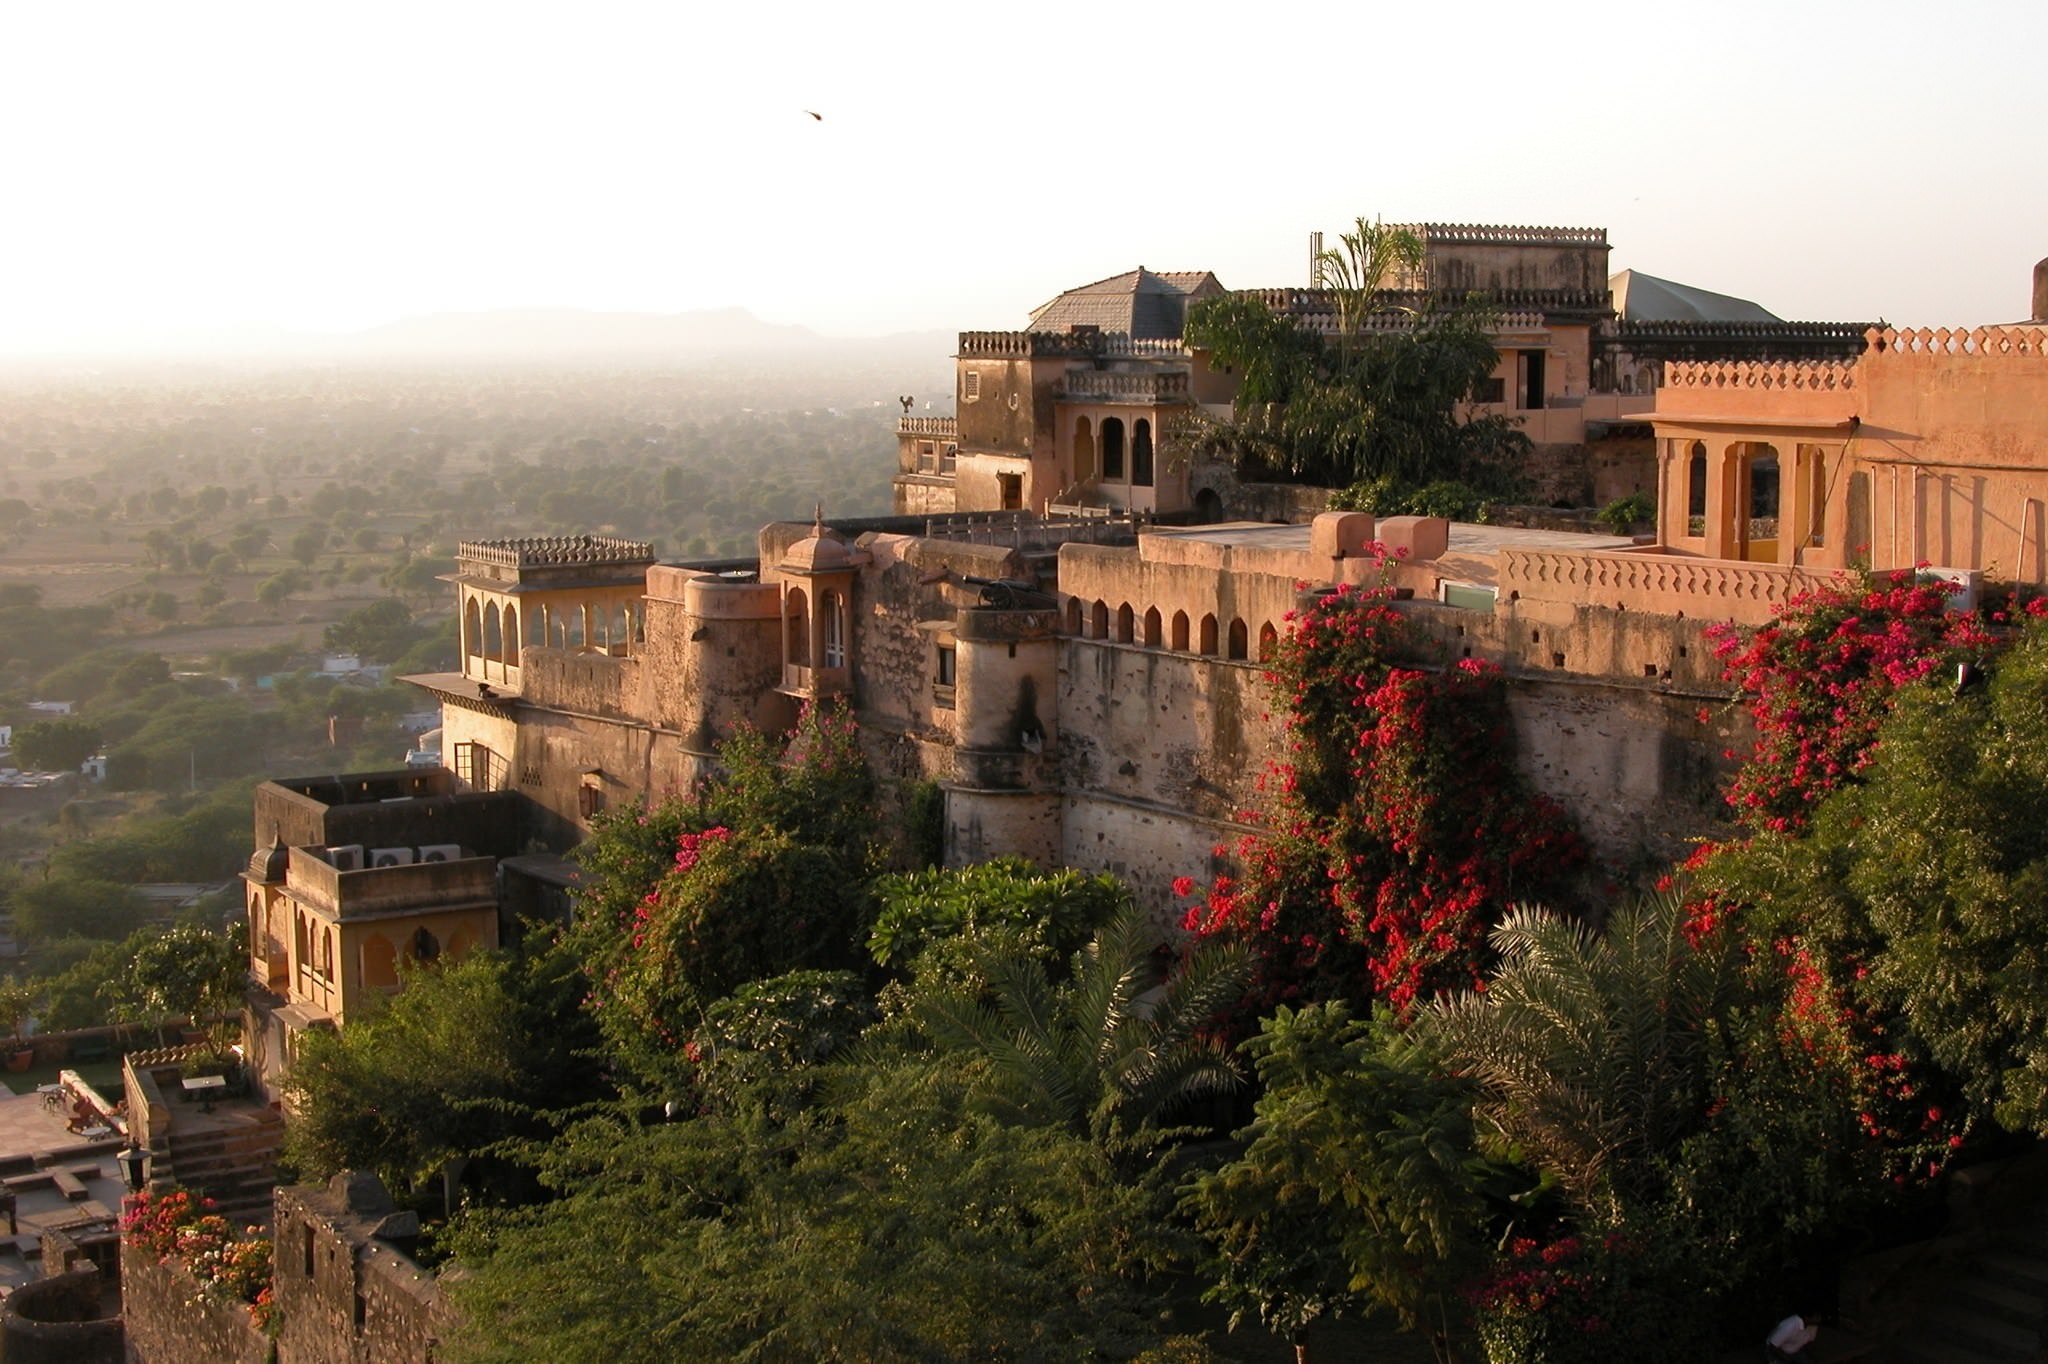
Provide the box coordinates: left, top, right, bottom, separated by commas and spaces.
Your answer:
116, 1144, 151, 1204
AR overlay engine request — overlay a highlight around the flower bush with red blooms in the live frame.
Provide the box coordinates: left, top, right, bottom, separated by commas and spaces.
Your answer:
1467, 1233, 1685, 1364
121, 1187, 277, 1331
1707, 569, 1998, 834
1179, 584, 1583, 1018
574, 699, 878, 1094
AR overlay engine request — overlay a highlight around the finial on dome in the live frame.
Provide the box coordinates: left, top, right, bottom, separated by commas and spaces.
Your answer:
813, 503, 825, 533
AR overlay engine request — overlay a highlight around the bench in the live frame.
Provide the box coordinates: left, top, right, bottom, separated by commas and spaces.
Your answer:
68, 1036, 110, 1065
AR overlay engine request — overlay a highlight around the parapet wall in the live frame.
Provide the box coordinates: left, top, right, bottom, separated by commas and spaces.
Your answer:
121, 1247, 270, 1364
1500, 546, 1838, 627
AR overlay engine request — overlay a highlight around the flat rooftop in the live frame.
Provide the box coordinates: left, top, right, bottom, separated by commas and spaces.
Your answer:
1146, 521, 1639, 555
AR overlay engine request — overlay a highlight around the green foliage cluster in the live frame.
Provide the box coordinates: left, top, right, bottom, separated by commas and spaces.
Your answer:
867, 856, 1125, 971
1184, 218, 1528, 495
573, 701, 878, 1095
282, 946, 604, 1204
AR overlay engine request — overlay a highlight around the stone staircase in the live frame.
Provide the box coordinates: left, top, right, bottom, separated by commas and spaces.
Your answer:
1876, 1218, 2048, 1363
159, 1107, 285, 1228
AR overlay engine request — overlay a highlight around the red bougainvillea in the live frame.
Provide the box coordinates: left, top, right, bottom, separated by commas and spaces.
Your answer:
1707, 569, 1997, 833
1180, 584, 1583, 1018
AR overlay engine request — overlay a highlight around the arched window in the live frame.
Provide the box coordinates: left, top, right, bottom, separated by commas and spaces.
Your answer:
1227, 619, 1249, 660
1101, 418, 1126, 481
821, 591, 846, 668
1133, 419, 1154, 487
409, 928, 441, 964
785, 587, 810, 666
1258, 622, 1279, 660
1090, 600, 1110, 639
1064, 597, 1083, 635
1171, 611, 1190, 651
1686, 441, 1707, 534
1115, 603, 1134, 644
1143, 607, 1162, 647
464, 599, 483, 661
483, 604, 503, 663
503, 610, 521, 665
1199, 614, 1219, 656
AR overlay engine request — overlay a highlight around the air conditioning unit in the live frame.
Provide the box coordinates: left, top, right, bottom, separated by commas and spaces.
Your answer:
326, 845, 364, 872
417, 843, 463, 864
370, 847, 416, 868
1919, 567, 1981, 612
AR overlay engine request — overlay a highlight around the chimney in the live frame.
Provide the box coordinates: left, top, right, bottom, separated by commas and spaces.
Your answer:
2034, 257, 2048, 323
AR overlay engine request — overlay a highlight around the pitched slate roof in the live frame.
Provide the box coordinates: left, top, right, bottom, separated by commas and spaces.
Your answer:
1026, 268, 1224, 340
1610, 270, 1781, 324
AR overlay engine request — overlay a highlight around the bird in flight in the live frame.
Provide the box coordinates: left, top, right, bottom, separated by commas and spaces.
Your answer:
804, 110, 823, 121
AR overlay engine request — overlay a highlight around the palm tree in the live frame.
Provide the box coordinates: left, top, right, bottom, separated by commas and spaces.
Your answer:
1420, 893, 1738, 1221
1314, 217, 1424, 361
914, 903, 1251, 1151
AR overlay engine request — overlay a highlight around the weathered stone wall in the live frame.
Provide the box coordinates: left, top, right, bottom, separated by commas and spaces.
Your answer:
0, 1267, 122, 1364
1524, 442, 1595, 507
518, 648, 638, 719
1184, 459, 1332, 524
1506, 678, 1744, 874
252, 772, 525, 859
120, 1246, 270, 1364
273, 1177, 454, 1364
1053, 640, 1279, 905
1050, 602, 1744, 902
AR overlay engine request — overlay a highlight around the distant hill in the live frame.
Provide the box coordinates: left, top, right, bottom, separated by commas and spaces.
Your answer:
0, 308, 958, 378
329, 308, 951, 365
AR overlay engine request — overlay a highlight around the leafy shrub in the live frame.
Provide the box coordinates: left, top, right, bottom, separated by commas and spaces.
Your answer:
1594, 492, 1655, 534
867, 857, 1126, 972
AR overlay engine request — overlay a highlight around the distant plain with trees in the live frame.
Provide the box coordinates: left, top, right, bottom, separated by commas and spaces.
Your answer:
0, 348, 938, 1028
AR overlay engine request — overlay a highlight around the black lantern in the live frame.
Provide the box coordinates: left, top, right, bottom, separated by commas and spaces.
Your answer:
116, 1143, 150, 1194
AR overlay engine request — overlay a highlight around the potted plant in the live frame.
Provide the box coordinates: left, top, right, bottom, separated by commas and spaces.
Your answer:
0, 976, 39, 1072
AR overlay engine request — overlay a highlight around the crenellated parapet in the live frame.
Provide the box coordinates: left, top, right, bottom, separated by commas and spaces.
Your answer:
1865, 325, 2048, 358
457, 535, 656, 569
1404, 223, 1608, 247
1663, 358, 1859, 391
1243, 286, 1611, 319
1058, 370, 1191, 401
958, 331, 1101, 359
957, 330, 1190, 359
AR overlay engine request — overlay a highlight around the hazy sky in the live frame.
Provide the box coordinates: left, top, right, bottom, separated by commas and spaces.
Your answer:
2, 0, 2042, 355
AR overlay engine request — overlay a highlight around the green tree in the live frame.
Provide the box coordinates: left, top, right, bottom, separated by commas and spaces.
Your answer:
122, 923, 245, 1047
256, 570, 304, 612
13, 878, 149, 944
913, 902, 1249, 1153
288, 525, 327, 567
323, 598, 419, 662
1187, 1003, 1495, 1364
1421, 897, 1736, 1222
1184, 216, 1526, 492
867, 856, 1126, 972
13, 718, 101, 773
283, 946, 604, 1207
443, 1055, 1183, 1364
0, 975, 41, 1049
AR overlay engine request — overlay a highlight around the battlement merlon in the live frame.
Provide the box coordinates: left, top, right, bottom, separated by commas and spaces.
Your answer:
456, 535, 657, 570
1399, 223, 1609, 248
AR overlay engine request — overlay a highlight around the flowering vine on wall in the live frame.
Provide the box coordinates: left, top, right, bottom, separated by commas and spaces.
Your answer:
121, 1186, 276, 1332
1179, 581, 1584, 1018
